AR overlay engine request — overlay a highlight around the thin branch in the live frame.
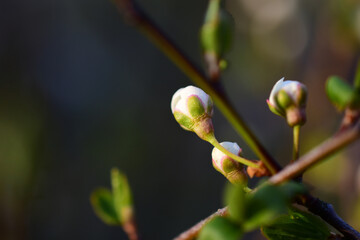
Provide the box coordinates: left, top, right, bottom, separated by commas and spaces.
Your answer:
269, 123, 360, 184
112, 0, 282, 174
173, 207, 228, 240
338, 108, 360, 134
123, 219, 140, 240
302, 195, 360, 240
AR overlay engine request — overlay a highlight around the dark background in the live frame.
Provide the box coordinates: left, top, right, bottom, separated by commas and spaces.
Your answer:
1, 0, 360, 239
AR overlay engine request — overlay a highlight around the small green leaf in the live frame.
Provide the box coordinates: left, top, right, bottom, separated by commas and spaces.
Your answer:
244, 184, 288, 231
90, 188, 119, 225
277, 181, 307, 200
224, 184, 246, 223
111, 168, 134, 224
261, 208, 331, 240
198, 217, 243, 240
326, 76, 358, 110
243, 182, 305, 231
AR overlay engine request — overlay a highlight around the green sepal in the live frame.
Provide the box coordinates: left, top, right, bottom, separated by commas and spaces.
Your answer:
222, 158, 239, 174
173, 111, 194, 130
267, 100, 284, 117
198, 217, 243, 240
326, 75, 360, 110
90, 188, 120, 225
261, 208, 331, 240
111, 168, 134, 224
276, 90, 294, 110
187, 96, 205, 118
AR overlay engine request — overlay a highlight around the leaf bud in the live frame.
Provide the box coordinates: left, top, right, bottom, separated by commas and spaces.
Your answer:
267, 78, 307, 127
326, 75, 360, 111
200, 0, 234, 79
212, 141, 247, 184
111, 168, 134, 225
171, 86, 214, 141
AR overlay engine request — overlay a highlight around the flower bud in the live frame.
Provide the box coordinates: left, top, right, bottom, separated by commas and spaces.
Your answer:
212, 142, 247, 184
171, 86, 214, 141
267, 78, 307, 127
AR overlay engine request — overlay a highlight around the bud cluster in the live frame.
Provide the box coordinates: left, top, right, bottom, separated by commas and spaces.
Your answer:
171, 85, 258, 184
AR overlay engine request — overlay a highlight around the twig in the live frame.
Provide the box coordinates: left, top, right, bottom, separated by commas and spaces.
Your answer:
123, 219, 140, 240
303, 195, 360, 240
268, 123, 360, 184
173, 207, 228, 240
112, 0, 282, 175
338, 108, 360, 134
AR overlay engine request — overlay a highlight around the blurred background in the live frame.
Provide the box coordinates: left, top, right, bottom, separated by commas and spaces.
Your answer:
1, 0, 360, 239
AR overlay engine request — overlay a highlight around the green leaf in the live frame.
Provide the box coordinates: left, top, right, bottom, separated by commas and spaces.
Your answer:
277, 181, 307, 200
90, 188, 119, 225
224, 182, 307, 232
111, 168, 134, 224
224, 184, 246, 223
261, 208, 331, 240
243, 184, 288, 231
326, 76, 359, 110
198, 217, 243, 240
243, 182, 305, 231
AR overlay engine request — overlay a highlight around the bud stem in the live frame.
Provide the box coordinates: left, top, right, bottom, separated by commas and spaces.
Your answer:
292, 125, 301, 162
208, 137, 259, 168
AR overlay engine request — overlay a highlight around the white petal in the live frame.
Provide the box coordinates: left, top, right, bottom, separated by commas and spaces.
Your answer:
212, 141, 241, 165
269, 77, 285, 106
171, 87, 184, 113
282, 81, 303, 101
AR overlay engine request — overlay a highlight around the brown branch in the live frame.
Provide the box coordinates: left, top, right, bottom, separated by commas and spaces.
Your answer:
173, 207, 228, 240
268, 123, 360, 185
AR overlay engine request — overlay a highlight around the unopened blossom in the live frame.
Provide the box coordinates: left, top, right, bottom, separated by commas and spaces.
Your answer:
267, 78, 307, 127
171, 86, 214, 141
212, 141, 247, 184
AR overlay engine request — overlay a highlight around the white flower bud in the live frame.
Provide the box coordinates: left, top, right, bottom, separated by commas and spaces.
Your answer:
267, 78, 307, 127
212, 142, 247, 184
171, 86, 214, 141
